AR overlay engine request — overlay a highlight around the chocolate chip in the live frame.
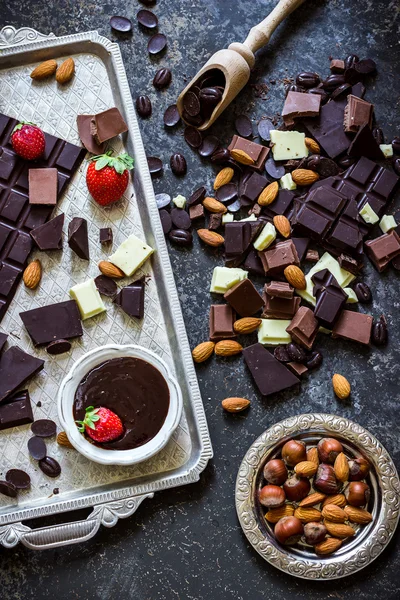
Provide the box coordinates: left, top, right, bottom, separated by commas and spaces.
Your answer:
287, 342, 307, 363
135, 95, 152, 118
372, 127, 384, 146
372, 315, 388, 346
393, 157, 400, 176
265, 156, 285, 179
147, 156, 163, 176
163, 104, 181, 127
216, 183, 238, 204
211, 147, 231, 164
137, 9, 158, 29
307, 155, 339, 178
187, 186, 206, 207
94, 276, 118, 298
153, 67, 172, 89
344, 66, 361, 85
354, 282, 372, 303
198, 87, 222, 116
392, 137, 400, 154
27, 436, 47, 460
6, 469, 31, 489
286, 83, 306, 95
295, 72, 321, 89
235, 115, 253, 138
345, 54, 359, 70
46, 339, 72, 355
53, 487, 60, 494
184, 125, 202, 149
257, 119, 274, 142
306, 351, 323, 370
307, 87, 330, 104
0, 480, 17, 498
322, 74, 346, 91
39, 456, 61, 478
168, 229, 193, 246
155, 192, 171, 209
182, 111, 203, 126
170, 153, 187, 176
159, 209, 172, 234
110, 16, 132, 33
198, 135, 220, 158
183, 91, 201, 117
171, 208, 191, 230
274, 346, 291, 362
31, 419, 57, 438
147, 33, 167, 55
330, 83, 352, 100
354, 58, 376, 75
337, 155, 357, 170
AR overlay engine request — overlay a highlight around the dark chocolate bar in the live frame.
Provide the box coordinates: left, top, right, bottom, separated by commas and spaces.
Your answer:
243, 343, 299, 396
0, 389, 33, 431
20, 300, 83, 346
0, 346, 44, 403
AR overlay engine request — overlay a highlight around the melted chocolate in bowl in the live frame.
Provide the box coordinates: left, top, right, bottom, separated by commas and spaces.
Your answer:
73, 357, 170, 450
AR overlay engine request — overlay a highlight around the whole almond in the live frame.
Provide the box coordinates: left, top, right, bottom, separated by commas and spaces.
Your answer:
294, 461, 318, 478
56, 58, 75, 84
322, 504, 347, 523
197, 229, 224, 247
315, 537, 342, 555
334, 452, 349, 482
23, 259, 42, 289
332, 373, 351, 399
284, 265, 306, 290
307, 447, 319, 466
30, 59, 58, 80
230, 149, 255, 166
192, 341, 215, 363
98, 261, 125, 278
234, 317, 262, 334
322, 494, 346, 509
214, 340, 243, 357
294, 507, 322, 523
258, 181, 279, 206
203, 197, 227, 214
273, 215, 291, 238
213, 167, 234, 190
265, 504, 294, 523
221, 397, 250, 413
56, 431, 74, 449
292, 169, 320, 186
299, 492, 326, 508
305, 137, 321, 154
344, 505, 373, 524
324, 521, 355, 538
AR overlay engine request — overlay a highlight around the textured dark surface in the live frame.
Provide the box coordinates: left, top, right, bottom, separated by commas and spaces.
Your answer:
1, 1, 400, 598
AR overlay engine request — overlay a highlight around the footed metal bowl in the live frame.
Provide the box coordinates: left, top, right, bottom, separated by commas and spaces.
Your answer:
235, 413, 400, 580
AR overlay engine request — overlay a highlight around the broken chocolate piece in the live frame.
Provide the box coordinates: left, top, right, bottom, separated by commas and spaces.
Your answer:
29, 168, 58, 205
228, 135, 269, 170
76, 114, 105, 155
209, 304, 236, 341
337, 253, 362, 275
303, 99, 352, 158
265, 281, 294, 299
114, 279, 145, 319
224, 279, 264, 317
258, 240, 300, 276
262, 294, 300, 320
365, 230, 400, 272
0, 332, 7, 353
90, 107, 128, 144
209, 213, 222, 231
286, 307, 319, 350
68, 217, 89, 260
0, 347, 44, 403
282, 91, 321, 126
343, 95, 373, 133
306, 249, 319, 262
312, 269, 348, 328
287, 362, 308, 377
348, 123, 383, 160
243, 343, 299, 396
332, 310, 373, 345
20, 300, 83, 346
0, 390, 33, 430
189, 204, 204, 220
30, 213, 64, 251
100, 227, 113, 245
292, 237, 310, 263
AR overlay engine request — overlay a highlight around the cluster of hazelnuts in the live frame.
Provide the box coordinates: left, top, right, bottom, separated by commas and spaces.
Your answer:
259, 436, 371, 554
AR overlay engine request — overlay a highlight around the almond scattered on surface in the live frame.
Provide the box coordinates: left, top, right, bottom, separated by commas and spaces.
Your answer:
192, 341, 215, 363
221, 397, 250, 413
258, 181, 279, 206
57, 431, 74, 449
23, 259, 42, 289
284, 265, 306, 290
214, 340, 243, 356
213, 167, 234, 190
305, 137, 321, 154
230, 149, 255, 166
292, 168, 320, 186
233, 317, 262, 334
56, 57, 75, 84
332, 373, 351, 399
98, 261, 125, 278
273, 215, 291, 238
197, 229, 224, 247
30, 59, 58, 80
203, 197, 227, 214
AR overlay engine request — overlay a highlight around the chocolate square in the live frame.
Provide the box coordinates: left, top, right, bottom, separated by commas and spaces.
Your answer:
311, 269, 348, 328
91, 108, 128, 144
262, 294, 300, 319
20, 300, 83, 346
114, 279, 145, 319
189, 204, 204, 220
100, 227, 113, 245
209, 304, 236, 341
76, 114, 105, 155
243, 343, 299, 396
224, 279, 264, 317
365, 230, 400, 272
258, 240, 300, 275
228, 135, 270, 170
282, 91, 321, 126
286, 306, 319, 350
29, 168, 58, 205
343, 95, 373, 133
332, 310, 373, 345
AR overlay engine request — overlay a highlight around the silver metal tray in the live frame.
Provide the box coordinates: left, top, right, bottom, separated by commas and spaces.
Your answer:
0, 26, 212, 549
236, 413, 400, 580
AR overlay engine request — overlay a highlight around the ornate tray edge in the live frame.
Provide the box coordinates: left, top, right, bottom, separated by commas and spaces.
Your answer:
0, 26, 213, 548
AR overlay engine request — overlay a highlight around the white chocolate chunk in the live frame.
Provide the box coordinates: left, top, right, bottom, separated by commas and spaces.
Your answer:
210, 267, 247, 294
270, 130, 308, 161
379, 214, 397, 233
172, 194, 186, 209
240, 214, 257, 222
70, 279, 106, 320
109, 234, 154, 276
379, 144, 393, 158
280, 173, 297, 190
253, 222, 276, 251
222, 213, 234, 224
258, 319, 292, 345
297, 252, 356, 305
359, 202, 379, 225
318, 326, 332, 335
344, 288, 358, 303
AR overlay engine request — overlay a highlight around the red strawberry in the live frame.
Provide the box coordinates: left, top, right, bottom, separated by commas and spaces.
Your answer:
86, 151, 134, 206
76, 406, 124, 443
11, 122, 45, 160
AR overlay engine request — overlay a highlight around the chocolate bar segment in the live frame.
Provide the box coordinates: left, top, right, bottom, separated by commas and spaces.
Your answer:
365, 230, 400, 272
265, 281, 294, 299
262, 293, 300, 320
343, 95, 373, 133
76, 114, 105, 155
312, 269, 348, 328
258, 240, 299, 276
209, 304, 236, 341
332, 310, 373, 345
20, 300, 83, 346
282, 91, 321, 126
30, 213, 64, 250
0, 390, 33, 431
348, 123, 383, 160
29, 168, 58, 205
91, 108, 128, 144
224, 279, 264, 317
0, 346, 44, 403
114, 279, 145, 319
68, 217, 89, 260
243, 343, 299, 396
303, 99, 352, 158
286, 307, 319, 350
228, 135, 269, 170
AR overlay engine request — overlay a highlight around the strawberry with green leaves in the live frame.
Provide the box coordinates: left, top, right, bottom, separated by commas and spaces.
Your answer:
76, 406, 124, 443
11, 122, 45, 160
86, 151, 134, 206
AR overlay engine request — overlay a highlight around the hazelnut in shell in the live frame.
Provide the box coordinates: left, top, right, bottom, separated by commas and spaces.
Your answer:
263, 459, 288, 486
317, 438, 343, 464
274, 516, 304, 545
283, 475, 311, 502
345, 481, 370, 507
303, 522, 327, 546
314, 464, 341, 495
348, 457, 370, 481
281, 439, 307, 467
259, 484, 286, 508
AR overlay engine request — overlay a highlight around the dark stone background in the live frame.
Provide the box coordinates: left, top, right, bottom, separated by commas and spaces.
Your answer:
1, 0, 399, 598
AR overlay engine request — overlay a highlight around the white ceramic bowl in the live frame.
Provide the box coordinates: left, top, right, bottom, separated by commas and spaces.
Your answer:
57, 344, 183, 466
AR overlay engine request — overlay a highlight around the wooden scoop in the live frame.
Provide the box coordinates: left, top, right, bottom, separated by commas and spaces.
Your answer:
177, 0, 306, 131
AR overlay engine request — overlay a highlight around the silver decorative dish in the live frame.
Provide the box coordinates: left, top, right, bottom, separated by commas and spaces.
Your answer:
235, 413, 400, 580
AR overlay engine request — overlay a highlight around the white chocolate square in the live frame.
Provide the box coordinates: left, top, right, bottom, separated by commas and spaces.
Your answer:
240, 214, 257, 222
258, 319, 292, 345
210, 267, 247, 294
270, 130, 308, 161
359, 202, 379, 225
253, 222, 276, 251
222, 213, 234, 224
379, 214, 397, 233
70, 279, 106, 320
379, 144, 393, 158
109, 234, 154, 276
280, 173, 297, 190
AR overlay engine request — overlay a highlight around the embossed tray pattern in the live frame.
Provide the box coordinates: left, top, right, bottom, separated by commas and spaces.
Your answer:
0, 27, 212, 549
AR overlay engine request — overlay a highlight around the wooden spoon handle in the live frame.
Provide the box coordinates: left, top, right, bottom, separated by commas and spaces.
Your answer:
244, 0, 306, 54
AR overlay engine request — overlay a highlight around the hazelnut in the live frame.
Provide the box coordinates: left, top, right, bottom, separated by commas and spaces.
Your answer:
281, 439, 307, 467
263, 459, 288, 486
274, 516, 304, 545
345, 481, 370, 507
259, 484, 286, 508
314, 464, 341, 495
283, 475, 310, 502
304, 522, 327, 546
348, 457, 370, 481
317, 438, 343, 464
